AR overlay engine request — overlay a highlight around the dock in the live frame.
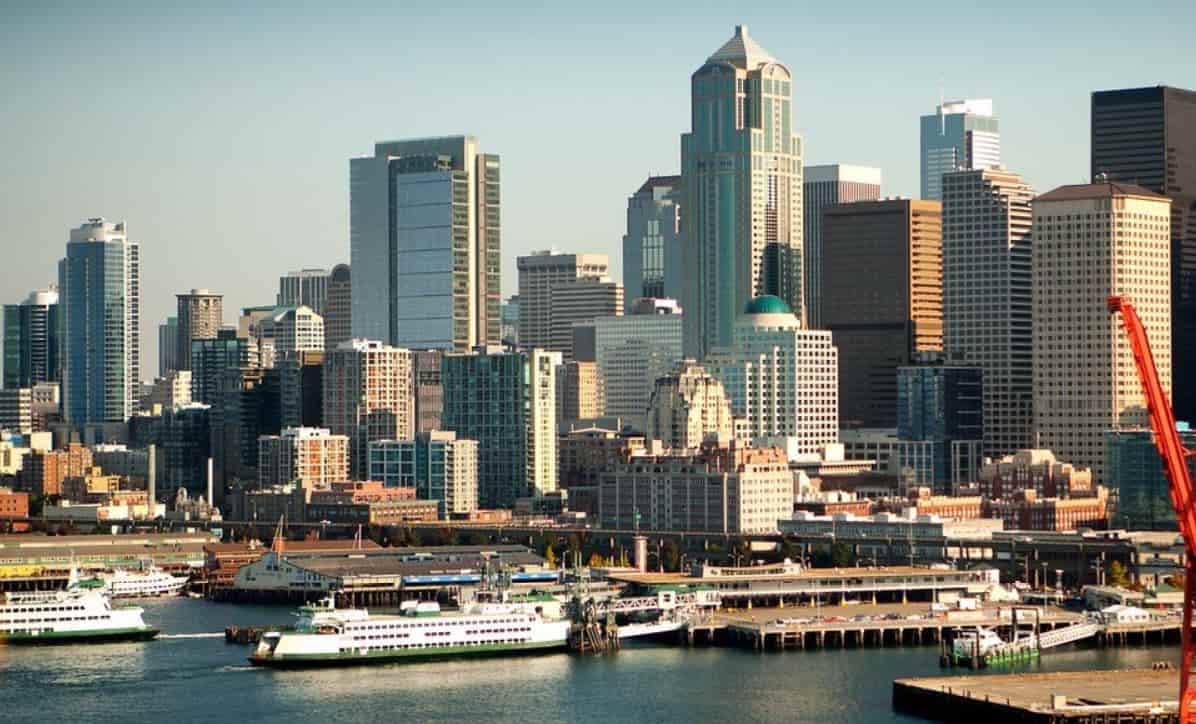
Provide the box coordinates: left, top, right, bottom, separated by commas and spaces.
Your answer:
893, 669, 1181, 723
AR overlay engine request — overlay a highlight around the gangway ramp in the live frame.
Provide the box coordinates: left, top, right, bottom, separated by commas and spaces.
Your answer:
1036, 621, 1101, 649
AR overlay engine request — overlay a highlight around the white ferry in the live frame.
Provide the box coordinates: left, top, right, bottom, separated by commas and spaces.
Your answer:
99, 567, 189, 598
249, 591, 570, 668
952, 626, 1006, 659
0, 573, 159, 645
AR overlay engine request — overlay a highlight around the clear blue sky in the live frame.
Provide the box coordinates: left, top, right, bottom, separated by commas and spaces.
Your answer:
2, 0, 1192, 375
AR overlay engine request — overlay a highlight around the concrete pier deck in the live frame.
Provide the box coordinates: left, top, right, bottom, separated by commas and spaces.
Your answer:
893, 668, 1181, 722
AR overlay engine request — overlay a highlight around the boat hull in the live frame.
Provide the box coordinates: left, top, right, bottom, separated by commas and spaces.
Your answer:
249, 639, 566, 669
0, 627, 159, 646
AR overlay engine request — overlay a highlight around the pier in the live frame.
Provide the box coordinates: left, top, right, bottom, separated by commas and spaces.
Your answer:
893, 669, 1182, 723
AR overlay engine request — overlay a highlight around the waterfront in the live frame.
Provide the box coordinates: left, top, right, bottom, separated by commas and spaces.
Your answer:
0, 598, 1182, 723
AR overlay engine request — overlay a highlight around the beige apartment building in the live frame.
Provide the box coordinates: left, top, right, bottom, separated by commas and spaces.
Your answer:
257, 427, 349, 489
322, 339, 414, 478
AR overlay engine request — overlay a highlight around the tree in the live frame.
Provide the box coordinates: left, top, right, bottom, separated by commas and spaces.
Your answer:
831, 542, 854, 568
661, 539, 681, 572
588, 552, 605, 568
779, 539, 800, 563
1107, 560, 1129, 588
544, 544, 557, 569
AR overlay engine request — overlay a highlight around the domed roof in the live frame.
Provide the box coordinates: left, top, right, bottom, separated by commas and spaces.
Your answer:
744, 295, 791, 315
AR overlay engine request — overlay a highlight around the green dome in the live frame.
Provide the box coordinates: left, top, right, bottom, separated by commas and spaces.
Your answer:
744, 295, 791, 315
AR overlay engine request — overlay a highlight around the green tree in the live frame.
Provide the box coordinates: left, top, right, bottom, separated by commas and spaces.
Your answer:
661, 539, 681, 572
831, 542, 854, 568
779, 539, 799, 563
1107, 560, 1129, 588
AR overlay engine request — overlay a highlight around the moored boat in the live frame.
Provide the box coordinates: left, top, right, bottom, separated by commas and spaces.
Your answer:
0, 571, 159, 645
99, 566, 189, 599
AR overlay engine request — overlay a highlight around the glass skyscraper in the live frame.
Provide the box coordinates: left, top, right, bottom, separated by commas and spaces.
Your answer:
622, 175, 682, 308
58, 218, 140, 425
919, 99, 1000, 200
350, 135, 500, 352
3, 287, 60, 390
681, 26, 803, 358
897, 364, 984, 490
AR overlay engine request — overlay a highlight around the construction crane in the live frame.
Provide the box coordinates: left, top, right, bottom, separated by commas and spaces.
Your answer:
1108, 295, 1196, 722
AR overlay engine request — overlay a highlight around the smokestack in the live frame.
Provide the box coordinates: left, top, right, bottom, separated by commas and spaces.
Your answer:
147, 444, 156, 509
206, 457, 214, 507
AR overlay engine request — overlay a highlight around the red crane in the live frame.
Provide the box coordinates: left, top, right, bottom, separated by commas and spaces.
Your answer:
1108, 295, 1196, 722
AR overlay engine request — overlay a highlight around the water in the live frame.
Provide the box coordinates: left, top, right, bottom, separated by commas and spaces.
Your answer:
0, 598, 1180, 723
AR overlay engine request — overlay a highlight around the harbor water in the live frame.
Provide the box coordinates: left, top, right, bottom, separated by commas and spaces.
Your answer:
0, 598, 1181, 723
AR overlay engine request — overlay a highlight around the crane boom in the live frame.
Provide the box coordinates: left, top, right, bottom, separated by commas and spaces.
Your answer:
1108, 295, 1195, 722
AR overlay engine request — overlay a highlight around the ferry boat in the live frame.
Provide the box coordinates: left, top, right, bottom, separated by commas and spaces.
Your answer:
249, 591, 570, 668
99, 566, 189, 598
0, 572, 159, 645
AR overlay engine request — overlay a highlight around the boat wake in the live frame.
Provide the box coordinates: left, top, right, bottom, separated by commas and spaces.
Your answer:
218, 665, 257, 673
158, 632, 225, 639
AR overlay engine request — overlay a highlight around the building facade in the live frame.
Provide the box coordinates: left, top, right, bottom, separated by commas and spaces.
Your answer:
191, 329, 258, 405
1105, 426, 1196, 531
58, 218, 140, 425
3, 287, 59, 390
158, 316, 179, 377
1091, 86, 1196, 424
176, 289, 223, 372
822, 199, 943, 428
548, 277, 623, 360
801, 165, 882, 329
706, 296, 838, 456
555, 360, 600, 429
258, 427, 350, 490
350, 136, 500, 351
161, 403, 212, 499
1032, 183, 1172, 482
441, 347, 559, 508
623, 175, 683, 308
279, 350, 323, 429
920, 98, 1000, 200
322, 339, 414, 479
645, 360, 735, 450
278, 269, 330, 315
897, 363, 983, 490
272, 305, 325, 358
411, 349, 443, 434
593, 298, 684, 429
516, 251, 609, 353
681, 25, 804, 356
942, 168, 1035, 458
368, 432, 479, 517
324, 264, 352, 351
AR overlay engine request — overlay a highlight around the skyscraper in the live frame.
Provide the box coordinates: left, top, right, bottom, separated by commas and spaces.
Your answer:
822, 199, 943, 428
516, 251, 609, 352
594, 298, 684, 429
158, 317, 179, 377
350, 136, 500, 351
681, 25, 803, 357
549, 277, 623, 360
802, 165, 882, 328
1091, 86, 1196, 423
623, 175, 683, 308
1032, 182, 1172, 482
277, 269, 330, 315
441, 347, 559, 508
942, 168, 1035, 457
322, 339, 414, 478
324, 264, 352, 351
646, 360, 735, 450
176, 289, 223, 371
191, 329, 258, 405
920, 99, 1000, 200
270, 305, 324, 358
58, 218, 140, 425
3, 287, 59, 389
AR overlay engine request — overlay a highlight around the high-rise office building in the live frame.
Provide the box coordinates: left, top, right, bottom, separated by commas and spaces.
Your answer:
370, 431, 479, 517
1032, 182, 1172, 482
897, 363, 984, 491
681, 25, 804, 356
158, 317, 179, 377
706, 296, 838, 455
623, 175, 683, 309
802, 165, 882, 328
942, 168, 1035, 457
1106, 425, 1196, 531
322, 339, 414, 478
549, 277, 623, 360
516, 251, 609, 352
58, 218, 140, 425
350, 136, 500, 351
271, 305, 324, 358
3, 287, 59, 389
594, 298, 685, 429
822, 199, 942, 428
920, 99, 1000, 200
441, 347, 559, 508
278, 269, 330, 315
160, 402, 211, 499
324, 264, 352, 351
279, 350, 323, 429
176, 289, 223, 372
1091, 86, 1196, 423
191, 329, 259, 405
645, 360, 735, 450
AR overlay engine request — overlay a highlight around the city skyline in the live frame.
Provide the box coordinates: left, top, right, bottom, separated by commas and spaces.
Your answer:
3, 3, 1191, 373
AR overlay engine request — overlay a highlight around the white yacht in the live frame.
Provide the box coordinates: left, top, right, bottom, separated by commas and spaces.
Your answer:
0, 572, 159, 644
99, 567, 188, 598
250, 591, 570, 668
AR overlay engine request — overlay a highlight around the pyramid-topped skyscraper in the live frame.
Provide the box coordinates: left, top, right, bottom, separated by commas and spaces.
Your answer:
681, 25, 804, 358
